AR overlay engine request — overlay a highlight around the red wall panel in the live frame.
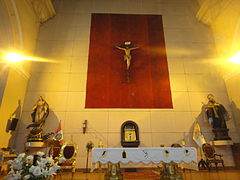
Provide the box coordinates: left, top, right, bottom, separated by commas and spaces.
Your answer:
85, 14, 173, 108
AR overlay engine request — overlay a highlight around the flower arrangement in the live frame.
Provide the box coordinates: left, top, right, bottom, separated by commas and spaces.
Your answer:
4, 152, 60, 180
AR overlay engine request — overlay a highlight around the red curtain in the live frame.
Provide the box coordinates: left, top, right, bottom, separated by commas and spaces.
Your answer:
85, 14, 173, 108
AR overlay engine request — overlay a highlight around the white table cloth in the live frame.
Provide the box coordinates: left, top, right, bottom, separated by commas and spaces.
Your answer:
92, 147, 197, 165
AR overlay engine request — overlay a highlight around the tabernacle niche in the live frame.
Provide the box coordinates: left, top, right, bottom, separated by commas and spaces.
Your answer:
121, 120, 140, 147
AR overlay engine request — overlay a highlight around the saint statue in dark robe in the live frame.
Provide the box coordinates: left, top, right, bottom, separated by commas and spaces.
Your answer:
205, 94, 231, 140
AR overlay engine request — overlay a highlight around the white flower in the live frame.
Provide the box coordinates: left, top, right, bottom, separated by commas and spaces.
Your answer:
48, 165, 60, 176
46, 156, 54, 166
32, 166, 42, 176
17, 153, 25, 161
4, 152, 60, 179
23, 174, 31, 180
40, 157, 48, 165
13, 161, 22, 170
29, 165, 35, 173
48, 167, 56, 176
37, 160, 46, 169
26, 155, 33, 162
58, 157, 66, 163
7, 169, 15, 175
12, 171, 22, 180
13, 159, 20, 163
37, 152, 45, 157
52, 165, 61, 171
7, 160, 13, 165
42, 169, 49, 178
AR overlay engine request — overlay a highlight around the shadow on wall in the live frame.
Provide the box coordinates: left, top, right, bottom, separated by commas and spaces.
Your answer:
43, 109, 61, 136
193, 103, 214, 143
13, 108, 60, 153
230, 101, 240, 138
7, 100, 22, 149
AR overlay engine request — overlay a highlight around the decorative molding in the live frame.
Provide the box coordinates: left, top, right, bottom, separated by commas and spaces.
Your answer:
0, 1, 12, 107
1, 0, 24, 50
0, 67, 9, 107
30, 0, 56, 23
196, 0, 232, 25
14, 64, 31, 80
232, 17, 240, 51
11, 0, 24, 50
196, 0, 222, 25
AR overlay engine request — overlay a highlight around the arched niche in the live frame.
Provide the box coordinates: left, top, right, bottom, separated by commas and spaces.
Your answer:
121, 120, 140, 147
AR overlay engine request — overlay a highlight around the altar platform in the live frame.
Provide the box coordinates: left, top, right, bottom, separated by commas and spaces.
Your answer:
1, 169, 237, 180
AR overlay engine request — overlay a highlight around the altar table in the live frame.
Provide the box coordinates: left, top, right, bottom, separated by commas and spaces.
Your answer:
92, 147, 197, 180
92, 147, 197, 165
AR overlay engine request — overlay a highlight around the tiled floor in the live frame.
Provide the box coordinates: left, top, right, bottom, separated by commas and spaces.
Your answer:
2, 169, 239, 180
55, 170, 240, 180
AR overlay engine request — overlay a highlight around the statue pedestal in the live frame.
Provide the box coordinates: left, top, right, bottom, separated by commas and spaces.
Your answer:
212, 128, 231, 141
211, 140, 233, 146
25, 142, 45, 148
25, 142, 46, 154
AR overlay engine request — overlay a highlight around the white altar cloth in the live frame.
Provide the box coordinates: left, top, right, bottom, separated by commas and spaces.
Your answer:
92, 147, 197, 165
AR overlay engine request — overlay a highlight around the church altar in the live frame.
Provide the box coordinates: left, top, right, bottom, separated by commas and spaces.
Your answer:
92, 147, 197, 165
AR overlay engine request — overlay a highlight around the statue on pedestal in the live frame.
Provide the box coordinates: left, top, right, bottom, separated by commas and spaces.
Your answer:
26, 96, 51, 142
205, 94, 231, 141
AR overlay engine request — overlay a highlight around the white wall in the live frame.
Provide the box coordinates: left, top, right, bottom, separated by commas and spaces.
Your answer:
0, 0, 31, 147
15, 0, 239, 168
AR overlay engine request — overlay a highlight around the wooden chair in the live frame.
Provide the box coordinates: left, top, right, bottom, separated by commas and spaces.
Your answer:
202, 143, 224, 170
58, 141, 78, 179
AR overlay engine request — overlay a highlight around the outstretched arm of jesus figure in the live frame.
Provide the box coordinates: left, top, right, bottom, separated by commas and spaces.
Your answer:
115, 46, 126, 50
129, 47, 139, 50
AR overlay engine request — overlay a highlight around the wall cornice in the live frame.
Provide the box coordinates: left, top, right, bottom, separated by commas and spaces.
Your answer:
196, 0, 232, 25
28, 0, 56, 23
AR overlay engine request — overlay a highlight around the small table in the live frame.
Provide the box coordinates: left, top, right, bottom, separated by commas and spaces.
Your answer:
92, 147, 197, 180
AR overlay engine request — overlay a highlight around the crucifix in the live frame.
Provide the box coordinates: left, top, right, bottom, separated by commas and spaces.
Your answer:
115, 41, 139, 83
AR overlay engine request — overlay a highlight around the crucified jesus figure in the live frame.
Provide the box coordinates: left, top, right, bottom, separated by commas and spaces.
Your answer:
115, 42, 139, 70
